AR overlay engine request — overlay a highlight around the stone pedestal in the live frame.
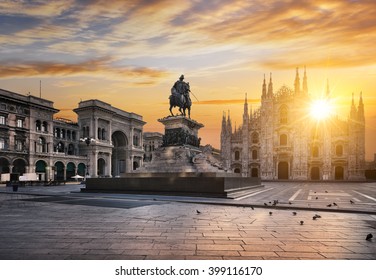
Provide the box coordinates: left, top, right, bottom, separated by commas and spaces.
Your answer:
159, 116, 204, 148
137, 116, 226, 173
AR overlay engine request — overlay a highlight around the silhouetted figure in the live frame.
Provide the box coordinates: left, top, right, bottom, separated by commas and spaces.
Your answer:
365, 233, 373, 241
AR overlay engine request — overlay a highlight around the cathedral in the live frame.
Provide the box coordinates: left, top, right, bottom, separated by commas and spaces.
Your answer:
220, 68, 366, 181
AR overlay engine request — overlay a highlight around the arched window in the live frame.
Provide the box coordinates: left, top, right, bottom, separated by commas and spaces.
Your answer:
279, 105, 288, 124
57, 142, 64, 153
312, 146, 319, 157
42, 121, 48, 132
36, 120, 41, 131
280, 134, 287, 146
235, 151, 240, 160
36, 137, 47, 153
68, 143, 74, 155
252, 132, 259, 144
252, 150, 258, 159
336, 145, 343, 156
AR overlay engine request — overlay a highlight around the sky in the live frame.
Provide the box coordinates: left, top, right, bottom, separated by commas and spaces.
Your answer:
0, 0, 375, 160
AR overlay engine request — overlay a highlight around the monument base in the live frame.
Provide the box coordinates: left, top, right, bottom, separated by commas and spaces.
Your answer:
82, 116, 264, 198
83, 173, 263, 199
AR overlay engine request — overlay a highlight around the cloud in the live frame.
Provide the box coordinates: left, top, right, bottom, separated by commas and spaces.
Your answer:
0, 58, 170, 81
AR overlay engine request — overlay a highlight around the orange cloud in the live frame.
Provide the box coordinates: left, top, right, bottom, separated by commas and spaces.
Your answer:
0, 58, 169, 81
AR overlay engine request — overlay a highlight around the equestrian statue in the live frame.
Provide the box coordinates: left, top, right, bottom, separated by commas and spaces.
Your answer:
169, 74, 192, 118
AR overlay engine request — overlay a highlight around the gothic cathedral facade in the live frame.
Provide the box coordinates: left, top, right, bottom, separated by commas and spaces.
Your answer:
220, 68, 366, 181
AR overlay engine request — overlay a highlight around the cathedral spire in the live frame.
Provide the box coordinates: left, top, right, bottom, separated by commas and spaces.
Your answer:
358, 91, 365, 122
227, 110, 232, 134
294, 67, 300, 95
267, 72, 273, 97
302, 66, 308, 95
221, 111, 226, 130
262, 74, 267, 99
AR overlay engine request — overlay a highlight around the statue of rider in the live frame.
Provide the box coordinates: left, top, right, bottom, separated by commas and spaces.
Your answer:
172, 74, 187, 96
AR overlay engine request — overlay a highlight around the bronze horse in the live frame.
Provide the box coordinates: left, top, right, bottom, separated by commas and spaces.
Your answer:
169, 83, 191, 118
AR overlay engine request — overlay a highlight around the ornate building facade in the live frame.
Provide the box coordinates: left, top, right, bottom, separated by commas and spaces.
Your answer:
0, 88, 145, 182
221, 68, 366, 181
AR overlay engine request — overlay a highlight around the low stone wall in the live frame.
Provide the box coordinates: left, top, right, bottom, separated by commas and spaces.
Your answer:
83, 173, 262, 198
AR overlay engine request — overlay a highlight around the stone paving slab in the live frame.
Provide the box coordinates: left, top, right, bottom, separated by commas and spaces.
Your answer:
1, 192, 375, 260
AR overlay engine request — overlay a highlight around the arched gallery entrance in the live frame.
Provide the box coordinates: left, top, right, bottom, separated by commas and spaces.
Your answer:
111, 131, 128, 177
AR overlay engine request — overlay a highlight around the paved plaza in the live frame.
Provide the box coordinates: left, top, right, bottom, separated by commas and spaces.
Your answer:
0, 182, 375, 260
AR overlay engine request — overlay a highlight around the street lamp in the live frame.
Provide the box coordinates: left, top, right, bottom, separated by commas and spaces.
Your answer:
80, 137, 95, 178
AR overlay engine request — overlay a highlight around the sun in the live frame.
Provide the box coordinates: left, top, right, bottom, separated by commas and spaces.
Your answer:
310, 99, 333, 120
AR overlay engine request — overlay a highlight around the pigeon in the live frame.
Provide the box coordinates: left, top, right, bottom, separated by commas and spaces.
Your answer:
366, 233, 373, 241
288, 201, 292, 205
327, 204, 332, 207
268, 201, 272, 204
300, 221, 304, 225
269, 211, 273, 216
292, 212, 297, 216
314, 214, 321, 218
316, 197, 318, 200
333, 202, 338, 206
313, 216, 317, 220
196, 210, 201, 214
325, 190, 328, 193
250, 206, 254, 210
350, 200, 355, 204
272, 200, 279, 206
264, 203, 268, 206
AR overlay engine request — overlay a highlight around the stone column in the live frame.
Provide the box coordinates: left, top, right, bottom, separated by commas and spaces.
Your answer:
107, 152, 112, 177
94, 117, 98, 140
93, 150, 98, 177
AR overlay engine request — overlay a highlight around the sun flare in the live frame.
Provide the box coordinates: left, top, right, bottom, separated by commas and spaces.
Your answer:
310, 99, 333, 120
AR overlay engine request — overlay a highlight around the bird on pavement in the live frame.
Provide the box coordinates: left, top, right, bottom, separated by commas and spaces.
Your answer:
316, 197, 318, 200
196, 210, 201, 214
366, 233, 373, 241
292, 212, 297, 216
300, 221, 304, 225
314, 214, 321, 218
289, 201, 292, 205
269, 211, 273, 216
350, 200, 355, 204
313, 216, 317, 220
333, 202, 338, 206
327, 204, 332, 207
250, 206, 254, 210
264, 203, 268, 206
